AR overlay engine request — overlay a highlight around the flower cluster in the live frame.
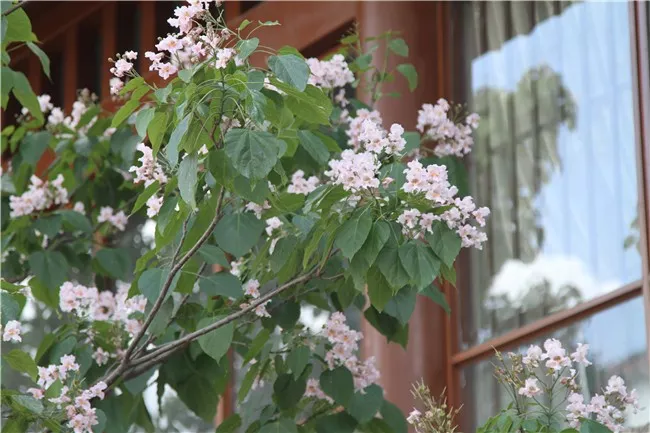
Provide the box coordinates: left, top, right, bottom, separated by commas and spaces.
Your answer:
322, 312, 380, 392
358, 119, 406, 155
97, 206, 128, 231
129, 142, 168, 217
245, 201, 270, 219
497, 340, 639, 433
306, 54, 355, 89
9, 174, 69, 218
59, 281, 146, 341
46, 90, 100, 137
345, 109, 382, 150
239, 279, 271, 318
416, 99, 479, 157
25, 353, 106, 433
287, 170, 320, 195
21, 94, 53, 118
398, 161, 489, 248
325, 149, 380, 192
110, 50, 137, 78
2, 320, 22, 343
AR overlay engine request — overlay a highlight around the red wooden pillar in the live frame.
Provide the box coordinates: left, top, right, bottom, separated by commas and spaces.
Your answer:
357, 1, 453, 414
139, 1, 157, 73
100, 3, 117, 101
63, 26, 79, 112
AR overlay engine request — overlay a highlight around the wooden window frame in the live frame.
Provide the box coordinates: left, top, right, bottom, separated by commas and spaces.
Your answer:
444, 0, 650, 413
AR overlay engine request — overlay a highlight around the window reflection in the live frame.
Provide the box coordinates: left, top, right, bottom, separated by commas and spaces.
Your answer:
458, 297, 649, 432
461, 1, 642, 347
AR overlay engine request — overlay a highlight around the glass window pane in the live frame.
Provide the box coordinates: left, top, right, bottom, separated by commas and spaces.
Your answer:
458, 297, 649, 432
461, 1, 642, 348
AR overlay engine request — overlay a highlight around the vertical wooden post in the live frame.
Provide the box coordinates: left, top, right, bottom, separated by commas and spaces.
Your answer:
63, 26, 79, 111
357, 0, 454, 414
100, 3, 117, 100
139, 1, 157, 73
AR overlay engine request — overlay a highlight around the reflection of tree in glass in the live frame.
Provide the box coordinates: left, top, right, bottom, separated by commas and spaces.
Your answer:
470, 64, 578, 338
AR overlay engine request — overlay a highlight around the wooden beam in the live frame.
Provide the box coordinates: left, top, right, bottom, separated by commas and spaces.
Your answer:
450, 281, 643, 366
63, 26, 78, 112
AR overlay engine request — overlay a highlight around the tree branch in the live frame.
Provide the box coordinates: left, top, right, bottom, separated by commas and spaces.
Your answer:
127, 269, 318, 371
101, 187, 225, 388
2, 2, 25, 16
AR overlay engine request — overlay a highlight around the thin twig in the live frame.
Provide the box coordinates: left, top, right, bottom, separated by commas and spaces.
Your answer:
2, 2, 25, 17
128, 269, 318, 370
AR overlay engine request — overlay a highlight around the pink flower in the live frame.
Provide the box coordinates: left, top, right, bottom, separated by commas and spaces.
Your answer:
2, 320, 22, 342
518, 378, 542, 398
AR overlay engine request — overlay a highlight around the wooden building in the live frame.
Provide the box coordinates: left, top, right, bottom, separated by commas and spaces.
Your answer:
7, 1, 650, 431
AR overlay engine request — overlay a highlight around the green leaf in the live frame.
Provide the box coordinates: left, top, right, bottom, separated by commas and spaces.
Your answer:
131, 181, 160, 215
167, 114, 190, 167
260, 419, 298, 433
287, 346, 310, 379
363, 307, 409, 348
270, 236, 298, 273
111, 99, 139, 127
197, 245, 230, 267
4, 349, 37, 381
238, 19, 252, 31
32, 215, 62, 237
238, 38, 259, 61
11, 395, 43, 415
376, 243, 409, 289
347, 384, 384, 424
273, 373, 307, 409
135, 107, 155, 138
380, 401, 407, 433
367, 266, 393, 311
139, 268, 177, 304
92, 409, 107, 433
26, 42, 50, 79
297, 130, 329, 165
580, 419, 611, 433
320, 366, 354, 406
94, 248, 130, 280
214, 212, 265, 257
388, 38, 409, 57
398, 241, 441, 289
197, 316, 234, 363
216, 414, 243, 433
57, 210, 92, 233
351, 221, 390, 279
199, 273, 243, 299
268, 54, 309, 91
224, 128, 281, 180
178, 68, 193, 83
396, 64, 418, 91
29, 251, 68, 289
0, 292, 21, 326
402, 131, 420, 153
242, 329, 271, 364
316, 413, 358, 433
147, 111, 169, 155
383, 286, 417, 324
11, 71, 43, 123
178, 153, 198, 209
4, 8, 35, 43
335, 208, 373, 259
426, 222, 461, 268
420, 285, 450, 314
